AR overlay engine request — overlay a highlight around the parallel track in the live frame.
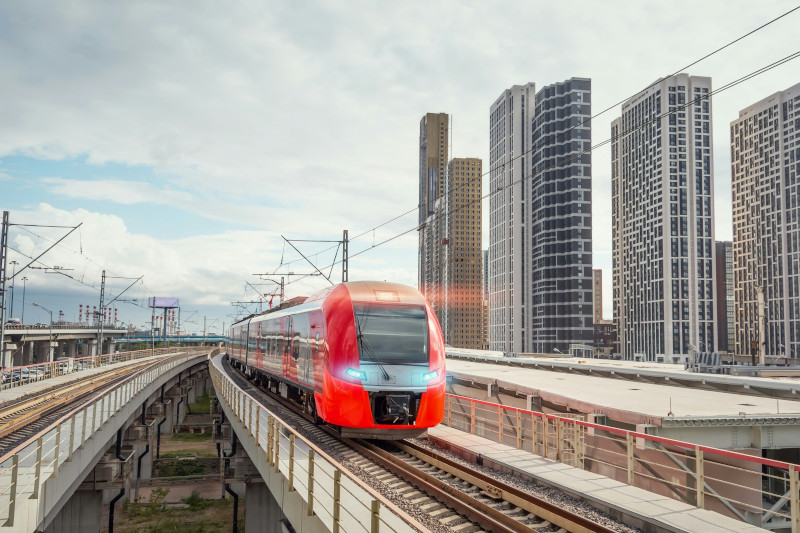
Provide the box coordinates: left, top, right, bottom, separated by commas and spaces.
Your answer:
0, 355, 183, 455
224, 357, 620, 533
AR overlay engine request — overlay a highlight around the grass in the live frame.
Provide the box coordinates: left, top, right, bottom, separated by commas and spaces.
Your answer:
159, 449, 217, 459
171, 432, 213, 442
118, 497, 244, 533
189, 395, 213, 414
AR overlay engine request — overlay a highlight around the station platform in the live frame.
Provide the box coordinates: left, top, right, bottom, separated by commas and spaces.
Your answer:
446, 358, 800, 450
446, 348, 800, 398
428, 424, 767, 533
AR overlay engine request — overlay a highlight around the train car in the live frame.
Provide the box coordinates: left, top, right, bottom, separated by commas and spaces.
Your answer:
226, 281, 445, 439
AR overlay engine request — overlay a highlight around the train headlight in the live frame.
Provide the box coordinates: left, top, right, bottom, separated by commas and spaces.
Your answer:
346, 368, 367, 381
421, 370, 439, 383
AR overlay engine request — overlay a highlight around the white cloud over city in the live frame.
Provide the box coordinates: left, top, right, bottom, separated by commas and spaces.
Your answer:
1, 0, 797, 327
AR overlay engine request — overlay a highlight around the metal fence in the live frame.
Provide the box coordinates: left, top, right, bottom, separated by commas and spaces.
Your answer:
0, 349, 208, 529
0, 347, 193, 391
445, 393, 800, 532
210, 360, 420, 533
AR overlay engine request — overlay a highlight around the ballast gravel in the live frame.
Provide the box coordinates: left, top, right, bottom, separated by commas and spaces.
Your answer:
223, 360, 639, 532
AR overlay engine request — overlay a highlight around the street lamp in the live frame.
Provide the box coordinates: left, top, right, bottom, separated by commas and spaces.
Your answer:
32, 303, 54, 363
8, 261, 17, 318
20, 277, 27, 324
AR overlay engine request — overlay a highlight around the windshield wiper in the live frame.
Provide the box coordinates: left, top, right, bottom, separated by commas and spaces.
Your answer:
356, 315, 391, 381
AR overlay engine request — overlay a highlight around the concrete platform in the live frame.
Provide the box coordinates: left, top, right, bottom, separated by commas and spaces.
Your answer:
446, 358, 800, 450
447, 359, 800, 420
428, 425, 768, 533
446, 348, 800, 399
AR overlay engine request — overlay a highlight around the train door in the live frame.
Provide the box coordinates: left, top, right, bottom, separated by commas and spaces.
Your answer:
293, 314, 313, 387
254, 322, 263, 368
310, 311, 325, 391
282, 316, 293, 379
241, 325, 246, 361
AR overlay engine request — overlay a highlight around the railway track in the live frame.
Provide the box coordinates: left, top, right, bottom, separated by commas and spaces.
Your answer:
223, 357, 628, 533
0, 355, 184, 455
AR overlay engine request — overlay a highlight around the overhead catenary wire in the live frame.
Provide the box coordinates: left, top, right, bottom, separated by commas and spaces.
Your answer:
7, 244, 150, 310
280, 48, 800, 288
269, 4, 800, 273
9, 222, 158, 299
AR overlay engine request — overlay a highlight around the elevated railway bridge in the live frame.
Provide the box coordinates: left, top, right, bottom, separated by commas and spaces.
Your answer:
0, 348, 796, 532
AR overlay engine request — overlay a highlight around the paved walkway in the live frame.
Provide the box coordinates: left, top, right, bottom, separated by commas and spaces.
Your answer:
429, 425, 768, 533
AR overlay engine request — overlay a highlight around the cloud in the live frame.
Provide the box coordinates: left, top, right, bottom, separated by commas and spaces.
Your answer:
1, 0, 797, 324
4, 203, 416, 327
40, 178, 194, 205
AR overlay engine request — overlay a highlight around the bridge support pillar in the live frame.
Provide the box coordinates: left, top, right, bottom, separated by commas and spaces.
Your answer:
65, 340, 78, 358
244, 481, 285, 533
43, 489, 103, 533
2, 342, 18, 367
187, 381, 198, 405
86, 339, 98, 357
20, 340, 34, 366
34, 341, 55, 364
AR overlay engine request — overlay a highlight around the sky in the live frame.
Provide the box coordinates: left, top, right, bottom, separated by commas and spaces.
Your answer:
1, 1, 798, 334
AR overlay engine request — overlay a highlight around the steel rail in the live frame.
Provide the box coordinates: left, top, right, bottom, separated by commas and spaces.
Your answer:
0, 350, 205, 463
394, 439, 617, 533
0, 362, 155, 440
344, 436, 531, 533
225, 359, 618, 533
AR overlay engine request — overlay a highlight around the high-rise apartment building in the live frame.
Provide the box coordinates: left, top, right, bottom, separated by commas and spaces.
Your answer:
612, 74, 717, 362
714, 241, 734, 353
419, 113, 449, 305
419, 113, 449, 225
731, 82, 800, 359
482, 249, 489, 349
445, 158, 483, 348
592, 269, 603, 322
420, 156, 483, 349
489, 85, 532, 353
489, 79, 593, 354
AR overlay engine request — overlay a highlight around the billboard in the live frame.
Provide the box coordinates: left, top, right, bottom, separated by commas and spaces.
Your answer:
149, 297, 180, 309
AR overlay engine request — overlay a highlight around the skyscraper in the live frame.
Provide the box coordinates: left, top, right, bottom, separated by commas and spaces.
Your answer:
445, 158, 483, 349
714, 241, 734, 353
489, 84, 532, 353
419, 157, 483, 349
731, 82, 800, 360
612, 74, 717, 362
419, 113, 449, 307
489, 78, 593, 354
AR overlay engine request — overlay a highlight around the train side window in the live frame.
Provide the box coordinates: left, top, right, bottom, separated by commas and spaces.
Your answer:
284, 318, 292, 356
293, 328, 301, 359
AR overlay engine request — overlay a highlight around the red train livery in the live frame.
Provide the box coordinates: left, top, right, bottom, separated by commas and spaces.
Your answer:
227, 281, 445, 439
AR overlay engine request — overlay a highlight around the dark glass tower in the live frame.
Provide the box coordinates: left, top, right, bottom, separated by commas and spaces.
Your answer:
528, 78, 593, 354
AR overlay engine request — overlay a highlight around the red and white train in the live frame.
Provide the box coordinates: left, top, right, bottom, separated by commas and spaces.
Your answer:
226, 281, 445, 439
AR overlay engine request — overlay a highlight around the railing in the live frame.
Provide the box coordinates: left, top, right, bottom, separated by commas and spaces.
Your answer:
210, 359, 420, 533
2, 323, 124, 331
445, 394, 800, 532
0, 347, 193, 391
0, 348, 208, 528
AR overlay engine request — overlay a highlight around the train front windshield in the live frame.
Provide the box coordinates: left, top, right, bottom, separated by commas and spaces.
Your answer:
354, 303, 429, 364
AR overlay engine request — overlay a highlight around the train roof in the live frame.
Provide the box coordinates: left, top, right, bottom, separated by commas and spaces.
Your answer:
231, 281, 426, 328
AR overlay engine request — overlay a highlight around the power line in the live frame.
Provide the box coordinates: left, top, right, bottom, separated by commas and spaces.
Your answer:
282, 48, 800, 288
273, 4, 800, 271
11, 222, 158, 298
7, 244, 150, 309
